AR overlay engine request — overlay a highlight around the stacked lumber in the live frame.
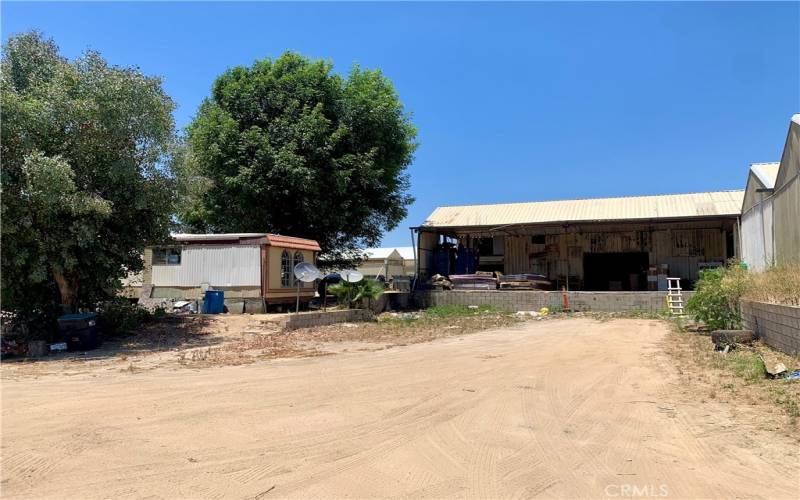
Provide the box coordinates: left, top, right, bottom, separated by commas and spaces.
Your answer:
498, 273, 551, 290
449, 274, 498, 290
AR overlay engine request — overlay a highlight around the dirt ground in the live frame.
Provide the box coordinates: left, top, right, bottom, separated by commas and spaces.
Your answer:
2, 317, 799, 499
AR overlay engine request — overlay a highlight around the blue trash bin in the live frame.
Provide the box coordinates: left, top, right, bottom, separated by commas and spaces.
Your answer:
202, 290, 225, 314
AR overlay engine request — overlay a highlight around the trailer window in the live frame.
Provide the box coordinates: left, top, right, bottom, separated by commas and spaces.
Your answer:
281, 250, 308, 287
153, 248, 181, 265
281, 250, 292, 287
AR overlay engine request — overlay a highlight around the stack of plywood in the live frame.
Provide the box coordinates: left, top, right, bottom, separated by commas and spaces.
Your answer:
498, 274, 551, 290
449, 274, 498, 290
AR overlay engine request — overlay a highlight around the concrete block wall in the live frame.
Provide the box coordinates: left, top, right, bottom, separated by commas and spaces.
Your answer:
414, 290, 695, 313
741, 300, 800, 356
283, 309, 374, 330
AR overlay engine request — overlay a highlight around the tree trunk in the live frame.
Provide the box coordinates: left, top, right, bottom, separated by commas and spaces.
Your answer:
52, 269, 79, 314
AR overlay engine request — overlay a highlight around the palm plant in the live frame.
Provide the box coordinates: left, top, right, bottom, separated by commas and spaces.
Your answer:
327, 279, 384, 309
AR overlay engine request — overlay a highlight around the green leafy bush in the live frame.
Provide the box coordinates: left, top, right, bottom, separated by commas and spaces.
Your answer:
686, 264, 749, 330
327, 280, 384, 309
97, 300, 163, 336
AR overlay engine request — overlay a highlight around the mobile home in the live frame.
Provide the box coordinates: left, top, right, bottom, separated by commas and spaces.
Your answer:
143, 233, 321, 312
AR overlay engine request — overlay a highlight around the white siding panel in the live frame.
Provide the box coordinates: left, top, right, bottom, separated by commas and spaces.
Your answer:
741, 201, 773, 272
152, 245, 261, 287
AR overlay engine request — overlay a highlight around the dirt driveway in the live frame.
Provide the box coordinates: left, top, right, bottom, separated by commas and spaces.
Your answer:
2, 318, 798, 499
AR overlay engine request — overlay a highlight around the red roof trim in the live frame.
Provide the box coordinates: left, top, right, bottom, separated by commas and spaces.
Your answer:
172, 233, 320, 251
264, 234, 321, 251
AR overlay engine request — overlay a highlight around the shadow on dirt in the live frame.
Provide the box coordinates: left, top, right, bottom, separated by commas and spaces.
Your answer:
2, 315, 225, 364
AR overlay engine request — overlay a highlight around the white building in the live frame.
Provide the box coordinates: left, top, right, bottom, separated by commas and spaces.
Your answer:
357, 247, 416, 279
740, 114, 800, 270
740, 163, 779, 271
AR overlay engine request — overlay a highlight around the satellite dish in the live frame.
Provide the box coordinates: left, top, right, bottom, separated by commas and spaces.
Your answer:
340, 269, 363, 283
293, 262, 321, 282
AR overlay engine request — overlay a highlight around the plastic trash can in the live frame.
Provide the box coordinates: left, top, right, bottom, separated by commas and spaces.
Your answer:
202, 290, 225, 314
57, 312, 101, 351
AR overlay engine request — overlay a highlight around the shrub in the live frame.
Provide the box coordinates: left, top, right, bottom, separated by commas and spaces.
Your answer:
327, 280, 384, 309
1, 310, 59, 342
686, 264, 749, 330
97, 300, 162, 336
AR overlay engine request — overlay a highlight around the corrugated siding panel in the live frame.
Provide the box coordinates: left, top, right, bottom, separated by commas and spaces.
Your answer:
774, 175, 799, 266
742, 199, 773, 271
152, 246, 261, 287
423, 191, 744, 228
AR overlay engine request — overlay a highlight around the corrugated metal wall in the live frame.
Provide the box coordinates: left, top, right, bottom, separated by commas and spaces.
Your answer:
774, 175, 800, 266
741, 198, 774, 271
152, 245, 261, 287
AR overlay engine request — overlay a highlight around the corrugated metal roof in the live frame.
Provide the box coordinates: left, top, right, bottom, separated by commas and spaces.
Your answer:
395, 247, 416, 260
422, 190, 745, 228
172, 233, 267, 241
264, 234, 321, 251
364, 248, 402, 260
171, 233, 321, 251
749, 163, 780, 189
363, 247, 415, 260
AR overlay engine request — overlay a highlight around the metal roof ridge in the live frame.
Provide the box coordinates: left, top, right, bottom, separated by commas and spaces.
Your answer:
431, 189, 745, 210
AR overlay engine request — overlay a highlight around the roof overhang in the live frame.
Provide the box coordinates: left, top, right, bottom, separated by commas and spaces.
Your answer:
170, 233, 321, 251
414, 213, 740, 233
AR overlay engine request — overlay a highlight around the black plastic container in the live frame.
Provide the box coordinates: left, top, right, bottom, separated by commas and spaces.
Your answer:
57, 312, 101, 351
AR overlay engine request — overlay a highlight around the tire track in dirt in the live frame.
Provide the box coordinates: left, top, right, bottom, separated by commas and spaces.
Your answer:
3, 318, 798, 499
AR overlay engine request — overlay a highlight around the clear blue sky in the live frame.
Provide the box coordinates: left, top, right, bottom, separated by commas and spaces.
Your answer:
3, 2, 798, 247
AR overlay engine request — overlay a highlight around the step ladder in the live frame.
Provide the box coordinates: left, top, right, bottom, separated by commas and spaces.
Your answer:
666, 277, 684, 315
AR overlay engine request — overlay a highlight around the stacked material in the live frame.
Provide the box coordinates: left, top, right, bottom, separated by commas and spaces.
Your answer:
498, 274, 552, 290
449, 274, 498, 290
429, 274, 452, 290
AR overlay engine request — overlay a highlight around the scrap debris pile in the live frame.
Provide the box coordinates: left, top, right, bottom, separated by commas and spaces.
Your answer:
710, 328, 800, 380
428, 271, 551, 291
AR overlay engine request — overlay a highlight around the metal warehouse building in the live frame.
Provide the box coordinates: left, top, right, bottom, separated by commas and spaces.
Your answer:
414, 190, 744, 291
740, 114, 800, 270
740, 163, 780, 271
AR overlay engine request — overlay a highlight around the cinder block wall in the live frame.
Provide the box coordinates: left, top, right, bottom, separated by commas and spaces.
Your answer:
414, 290, 695, 313
741, 300, 800, 356
284, 309, 374, 330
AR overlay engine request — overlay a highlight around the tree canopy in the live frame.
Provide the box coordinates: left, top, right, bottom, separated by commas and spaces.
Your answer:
1, 31, 177, 318
177, 52, 417, 264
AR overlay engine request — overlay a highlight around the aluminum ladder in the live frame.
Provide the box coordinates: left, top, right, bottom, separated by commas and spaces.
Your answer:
666, 277, 684, 315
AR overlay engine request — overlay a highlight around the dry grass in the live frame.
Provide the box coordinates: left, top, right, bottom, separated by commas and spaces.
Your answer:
173, 306, 530, 368
288, 306, 531, 346
665, 322, 800, 431
175, 332, 330, 368
744, 264, 800, 306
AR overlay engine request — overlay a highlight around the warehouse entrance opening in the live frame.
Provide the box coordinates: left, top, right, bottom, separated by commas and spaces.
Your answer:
583, 252, 649, 291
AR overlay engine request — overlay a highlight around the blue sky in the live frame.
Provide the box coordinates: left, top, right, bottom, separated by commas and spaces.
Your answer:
3, 2, 798, 247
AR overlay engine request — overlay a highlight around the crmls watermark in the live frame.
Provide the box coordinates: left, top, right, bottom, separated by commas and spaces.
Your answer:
604, 484, 669, 497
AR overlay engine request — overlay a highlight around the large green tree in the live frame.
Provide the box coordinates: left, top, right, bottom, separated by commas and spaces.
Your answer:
177, 52, 417, 264
1, 31, 176, 317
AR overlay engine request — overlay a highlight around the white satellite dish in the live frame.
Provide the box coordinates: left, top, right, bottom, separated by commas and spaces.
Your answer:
292, 262, 321, 314
293, 262, 321, 282
340, 269, 363, 283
